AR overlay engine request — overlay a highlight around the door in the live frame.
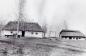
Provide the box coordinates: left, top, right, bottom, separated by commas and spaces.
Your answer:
22, 31, 25, 37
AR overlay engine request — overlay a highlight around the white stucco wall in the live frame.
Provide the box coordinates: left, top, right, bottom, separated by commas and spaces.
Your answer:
1, 30, 43, 38
25, 31, 43, 38
1, 30, 22, 36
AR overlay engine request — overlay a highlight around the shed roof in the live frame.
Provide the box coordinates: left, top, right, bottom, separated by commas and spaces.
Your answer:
60, 29, 85, 37
3, 21, 43, 32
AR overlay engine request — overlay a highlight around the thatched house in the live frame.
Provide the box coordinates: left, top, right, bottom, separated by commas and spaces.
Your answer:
1, 21, 44, 38
59, 29, 86, 40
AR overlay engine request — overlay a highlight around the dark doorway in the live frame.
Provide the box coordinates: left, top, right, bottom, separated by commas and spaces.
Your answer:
22, 31, 25, 37
69, 37, 72, 39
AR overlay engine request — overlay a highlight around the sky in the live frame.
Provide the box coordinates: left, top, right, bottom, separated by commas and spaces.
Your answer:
0, 0, 86, 35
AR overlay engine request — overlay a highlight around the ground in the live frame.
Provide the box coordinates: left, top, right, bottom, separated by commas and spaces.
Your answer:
0, 37, 85, 56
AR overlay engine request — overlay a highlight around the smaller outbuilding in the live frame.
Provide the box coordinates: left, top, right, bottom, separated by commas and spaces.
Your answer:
59, 29, 86, 40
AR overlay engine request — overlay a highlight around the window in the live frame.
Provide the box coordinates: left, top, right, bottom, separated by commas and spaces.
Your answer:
31, 32, 34, 34
11, 31, 13, 33
35, 32, 38, 35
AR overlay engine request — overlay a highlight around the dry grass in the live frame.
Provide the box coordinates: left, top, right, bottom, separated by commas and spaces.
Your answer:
0, 37, 85, 56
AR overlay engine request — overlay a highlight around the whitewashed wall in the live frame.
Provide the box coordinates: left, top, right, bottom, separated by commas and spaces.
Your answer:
1, 30, 43, 38
25, 31, 43, 38
1, 30, 22, 36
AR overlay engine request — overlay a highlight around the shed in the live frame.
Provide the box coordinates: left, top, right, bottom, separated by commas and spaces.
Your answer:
60, 29, 85, 39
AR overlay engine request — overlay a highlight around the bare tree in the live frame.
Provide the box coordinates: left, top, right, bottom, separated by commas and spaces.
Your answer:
0, 21, 4, 36
62, 20, 68, 30
16, 0, 26, 38
42, 23, 47, 37
18, 0, 26, 21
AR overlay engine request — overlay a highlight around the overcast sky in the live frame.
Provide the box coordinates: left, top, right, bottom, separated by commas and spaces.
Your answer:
0, 0, 86, 35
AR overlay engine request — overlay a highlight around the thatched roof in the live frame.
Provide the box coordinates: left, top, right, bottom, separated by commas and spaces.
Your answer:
3, 21, 43, 32
60, 29, 85, 37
